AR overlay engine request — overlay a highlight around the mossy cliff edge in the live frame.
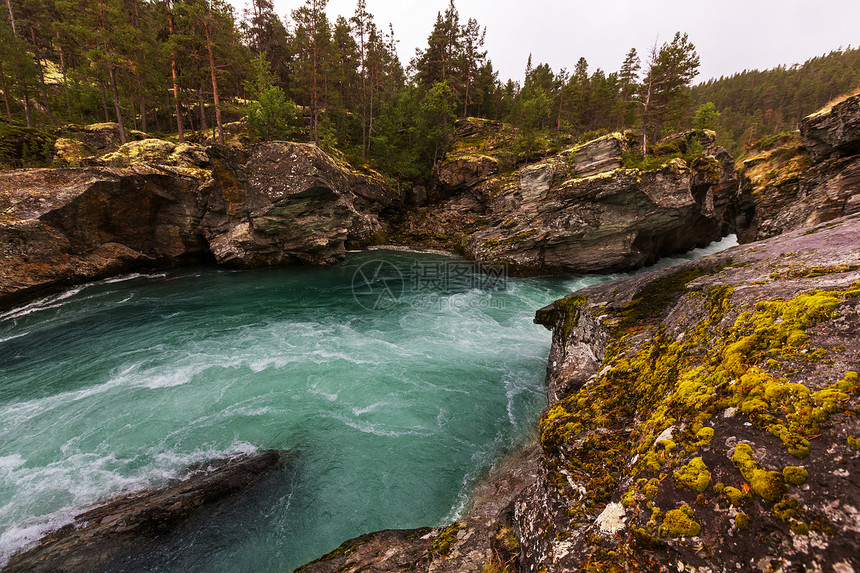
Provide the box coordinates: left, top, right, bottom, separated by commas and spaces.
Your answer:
524, 213, 859, 572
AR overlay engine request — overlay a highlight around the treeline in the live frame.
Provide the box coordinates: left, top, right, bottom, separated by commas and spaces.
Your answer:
1, 0, 858, 179
689, 48, 860, 157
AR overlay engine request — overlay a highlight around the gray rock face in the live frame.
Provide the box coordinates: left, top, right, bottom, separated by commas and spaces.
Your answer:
394, 130, 744, 275
559, 133, 627, 178
0, 142, 393, 308
3, 451, 284, 573
738, 94, 860, 243
801, 94, 860, 162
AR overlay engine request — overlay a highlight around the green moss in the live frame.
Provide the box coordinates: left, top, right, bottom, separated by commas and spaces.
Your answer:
658, 504, 701, 537
724, 486, 749, 507
735, 513, 751, 530
673, 457, 711, 492
848, 436, 860, 450
790, 520, 810, 535
431, 522, 465, 557
614, 263, 732, 331
732, 444, 787, 502
536, 279, 859, 543
773, 497, 799, 521
782, 466, 809, 486
534, 296, 587, 346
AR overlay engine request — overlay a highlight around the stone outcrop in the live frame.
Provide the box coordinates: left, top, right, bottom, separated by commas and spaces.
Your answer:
305, 214, 860, 573
801, 93, 860, 162
737, 93, 860, 242
3, 450, 284, 573
393, 129, 744, 275
522, 213, 859, 572
0, 141, 394, 309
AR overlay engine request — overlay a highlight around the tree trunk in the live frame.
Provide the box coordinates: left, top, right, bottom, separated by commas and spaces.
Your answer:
107, 61, 127, 143
29, 26, 53, 121
4, 0, 15, 35
0, 63, 12, 121
56, 31, 73, 121
100, 82, 110, 122
166, 0, 184, 142
198, 87, 208, 131
203, 20, 224, 144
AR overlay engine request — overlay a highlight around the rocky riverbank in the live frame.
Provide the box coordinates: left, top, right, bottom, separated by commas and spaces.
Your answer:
0, 138, 395, 310
3, 450, 285, 573
390, 126, 748, 275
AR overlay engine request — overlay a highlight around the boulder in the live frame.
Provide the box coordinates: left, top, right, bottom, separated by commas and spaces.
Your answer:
3, 450, 284, 573
559, 132, 628, 178
53, 137, 95, 166
435, 154, 500, 192
59, 122, 146, 152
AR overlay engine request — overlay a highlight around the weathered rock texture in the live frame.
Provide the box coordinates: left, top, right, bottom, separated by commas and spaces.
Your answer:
524, 213, 860, 572
0, 141, 393, 309
3, 450, 284, 573
737, 93, 860, 242
393, 127, 745, 274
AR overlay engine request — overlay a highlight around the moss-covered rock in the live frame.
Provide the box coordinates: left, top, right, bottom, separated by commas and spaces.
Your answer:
520, 214, 860, 572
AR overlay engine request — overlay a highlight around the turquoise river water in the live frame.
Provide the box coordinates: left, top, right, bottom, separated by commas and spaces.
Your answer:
0, 239, 735, 572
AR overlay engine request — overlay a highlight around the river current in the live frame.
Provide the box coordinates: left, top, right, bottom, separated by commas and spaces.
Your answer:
0, 238, 736, 571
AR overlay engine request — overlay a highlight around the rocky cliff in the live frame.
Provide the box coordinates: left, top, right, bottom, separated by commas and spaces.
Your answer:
294, 213, 860, 573
0, 139, 394, 309
392, 125, 746, 275
737, 93, 860, 242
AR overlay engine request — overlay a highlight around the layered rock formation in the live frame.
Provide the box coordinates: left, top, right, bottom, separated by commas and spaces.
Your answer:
394, 126, 746, 274
0, 140, 393, 309
302, 214, 859, 573
737, 93, 860, 242
4, 450, 284, 573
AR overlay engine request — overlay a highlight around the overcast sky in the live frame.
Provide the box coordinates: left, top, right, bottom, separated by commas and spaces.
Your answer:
229, 0, 860, 85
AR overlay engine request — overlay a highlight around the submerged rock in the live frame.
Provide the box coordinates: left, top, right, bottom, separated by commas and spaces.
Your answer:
3, 450, 285, 573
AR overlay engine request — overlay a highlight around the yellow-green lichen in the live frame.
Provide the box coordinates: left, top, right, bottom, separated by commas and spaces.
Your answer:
735, 512, 751, 530
431, 522, 465, 557
658, 504, 701, 537
673, 457, 711, 492
723, 486, 749, 507
731, 443, 787, 502
782, 466, 809, 486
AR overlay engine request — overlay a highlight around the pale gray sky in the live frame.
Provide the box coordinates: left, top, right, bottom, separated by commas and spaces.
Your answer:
230, 0, 860, 85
